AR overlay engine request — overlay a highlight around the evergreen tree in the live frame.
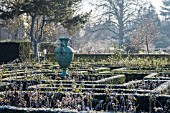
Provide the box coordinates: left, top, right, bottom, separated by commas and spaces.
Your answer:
158, 0, 170, 48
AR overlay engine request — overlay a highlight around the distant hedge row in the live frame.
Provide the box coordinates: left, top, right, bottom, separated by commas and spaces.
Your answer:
31, 53, 170, 62
1, 42, 170, 64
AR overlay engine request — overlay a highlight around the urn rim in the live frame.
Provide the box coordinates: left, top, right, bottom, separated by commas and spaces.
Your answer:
59, 38, 70, 40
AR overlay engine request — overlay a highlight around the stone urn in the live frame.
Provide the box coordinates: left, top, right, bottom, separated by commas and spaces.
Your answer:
56, 38, 74, 78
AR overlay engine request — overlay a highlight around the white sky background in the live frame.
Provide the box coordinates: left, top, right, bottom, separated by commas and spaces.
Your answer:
149, 0, 163, 14
80, 0, 164, 22
82, 0, 163, 15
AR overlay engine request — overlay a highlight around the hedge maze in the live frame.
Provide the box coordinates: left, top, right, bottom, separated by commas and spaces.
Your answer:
0, 60, 169, 113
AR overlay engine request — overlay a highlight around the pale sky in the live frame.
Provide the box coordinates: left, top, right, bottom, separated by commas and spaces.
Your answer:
82, 0, 163, 16
149, 0, 163, 14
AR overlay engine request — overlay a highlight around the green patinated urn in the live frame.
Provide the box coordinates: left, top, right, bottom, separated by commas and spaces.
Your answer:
56, 38, 74, 78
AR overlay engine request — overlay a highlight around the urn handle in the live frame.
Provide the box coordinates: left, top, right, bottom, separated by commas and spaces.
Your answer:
60, 42, 65, 55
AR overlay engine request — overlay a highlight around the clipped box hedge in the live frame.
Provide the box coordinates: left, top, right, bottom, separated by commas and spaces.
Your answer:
0, 42, 31, 64
31, 53, 170, 62
96, 74, 125, 84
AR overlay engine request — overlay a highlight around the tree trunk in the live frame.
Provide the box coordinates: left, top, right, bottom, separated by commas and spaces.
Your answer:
118, 37, 123, 49
146, 36, 149, 54
118, 25, 124, 49
34, 41, 40, 62
118, 10, 124, 50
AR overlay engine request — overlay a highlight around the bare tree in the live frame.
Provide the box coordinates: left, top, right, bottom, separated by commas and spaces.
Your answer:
93, 0, 144, 49
131, 19, 160, 54
131, 4, 161, 54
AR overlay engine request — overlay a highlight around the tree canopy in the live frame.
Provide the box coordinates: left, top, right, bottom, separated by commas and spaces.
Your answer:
0, 0, 89, 35
0, 0, 89, 62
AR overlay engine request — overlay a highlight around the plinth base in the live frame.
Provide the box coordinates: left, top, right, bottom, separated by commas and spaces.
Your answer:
60, 68, 69, 78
